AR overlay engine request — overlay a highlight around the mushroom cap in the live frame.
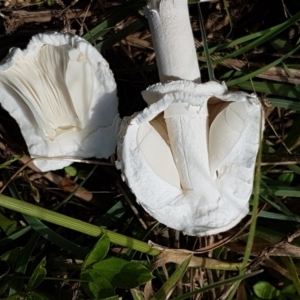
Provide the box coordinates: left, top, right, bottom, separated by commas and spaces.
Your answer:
0, 32, 120, 171
117, 80, 262, 236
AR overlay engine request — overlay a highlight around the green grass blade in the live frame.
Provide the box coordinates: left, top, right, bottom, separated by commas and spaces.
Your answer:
254, 211, 299, 221
83, 9, 132, 42
9, 232, 40, 295
215, 10, 300, 62
281, 257, 300, 296
236, 81, 300, 99
260, 185, 300, 197
171, 270, 263, 300
8, 180, 89, 258
150, 255, 192, 300
0, 194, 160, 256
0, 227, 31, 248
268, 98, 300, 111
228, 139, 262, 299
227, 42, 300, 86
97, 19, 144, 51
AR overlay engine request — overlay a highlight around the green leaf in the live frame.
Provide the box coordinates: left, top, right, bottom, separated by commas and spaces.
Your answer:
77, 170, 88, 180
0, 227, 31, 248
0, 194, 160, 256
281, 257, 300, 297
236, 81, 300, 99
278, 173, 294, 185
27, 257, 47, 292
64, 166, 77, 177
27, 292, 49, 300
151, 255, 192, 300
0, 156, 22, 168
83, 9, 133, 42
81, 269, 116, 300
93, 258, 153, 289
9, 232, 40, 295
97, 19, 144, 51
215, 10, 300, 62
227, 42, 300, 86
253, 281, 280, 299
172, 270, 263, 300
8, 180, 88, 258
131, 288, 145, 300
281, 284, 297, 294
268, 98, 300, 111
82, 234, 110, 269
0, 260, 10, 279
0, 210, 18, 235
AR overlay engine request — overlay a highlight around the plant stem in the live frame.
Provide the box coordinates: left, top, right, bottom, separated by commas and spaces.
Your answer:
145, 0, 201, 83
0, 194, 160, 256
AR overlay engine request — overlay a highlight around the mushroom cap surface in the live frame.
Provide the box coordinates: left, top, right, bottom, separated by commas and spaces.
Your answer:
0, 32, 120, 171
117, 80, 262, 236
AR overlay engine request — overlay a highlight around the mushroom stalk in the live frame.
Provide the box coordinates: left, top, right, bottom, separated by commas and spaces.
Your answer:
145, 0, 216, 200
145, 0, 201, 83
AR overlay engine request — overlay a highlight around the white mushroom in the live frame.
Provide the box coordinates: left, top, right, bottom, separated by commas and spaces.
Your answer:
0, 33, 120, 172
117, 0, 263, 236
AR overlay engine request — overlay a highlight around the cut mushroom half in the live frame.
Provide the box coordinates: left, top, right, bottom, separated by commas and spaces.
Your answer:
117, 81, 262, 236
117, 0, 263, 236
0, 33, 120, 171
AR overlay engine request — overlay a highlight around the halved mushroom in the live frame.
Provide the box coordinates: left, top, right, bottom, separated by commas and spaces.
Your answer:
0, 33, 120, 171
117, 0, 263, 236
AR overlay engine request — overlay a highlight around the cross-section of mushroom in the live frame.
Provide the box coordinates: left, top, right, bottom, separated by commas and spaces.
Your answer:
0, 33, 120, 172
116, 0, 263, 236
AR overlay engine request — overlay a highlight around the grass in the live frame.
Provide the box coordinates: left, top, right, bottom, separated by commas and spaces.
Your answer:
1, 0, 300, 299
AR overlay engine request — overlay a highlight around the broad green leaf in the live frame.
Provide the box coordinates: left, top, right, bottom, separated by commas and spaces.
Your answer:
281, 283, 297, 294
81, 269, 115, 300
93, 258, 153, 289
151, 255, 192, 300
64, 166, 77, 177
82, 234, 110, 269
253, 281, 280, 299
27, 257, 47, 292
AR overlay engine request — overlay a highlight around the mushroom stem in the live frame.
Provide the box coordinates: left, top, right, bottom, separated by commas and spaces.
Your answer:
145, 0, 201, 83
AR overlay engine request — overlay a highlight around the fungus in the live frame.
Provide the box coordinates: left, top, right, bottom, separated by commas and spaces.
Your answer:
0, 33, 120, 172
117, 0, 263, 236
